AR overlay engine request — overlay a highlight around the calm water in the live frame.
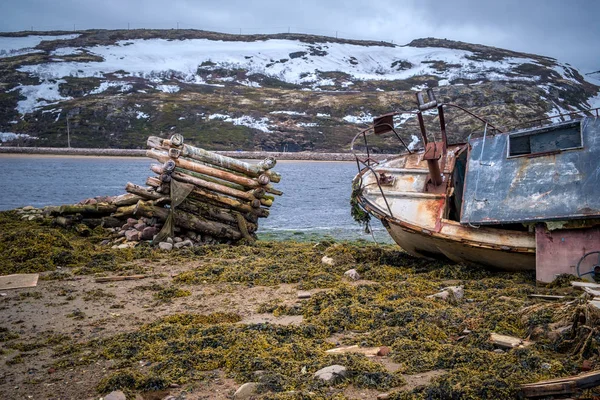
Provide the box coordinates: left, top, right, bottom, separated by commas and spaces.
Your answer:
0, 155, 391, 242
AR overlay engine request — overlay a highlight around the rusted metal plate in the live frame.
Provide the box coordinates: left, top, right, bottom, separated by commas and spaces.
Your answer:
461, 117, 600, 225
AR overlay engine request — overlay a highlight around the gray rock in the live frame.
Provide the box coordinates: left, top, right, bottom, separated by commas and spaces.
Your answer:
233, 382, 259, 399
313, 365, 347, 382
22, 205, 34, 211
427, 286, 464, 302
100, 239, 111, 246
174, 241, 186, 249
344, 269, 360, 281
166, 237, 174, 244
158, 242, 173, 251
140, 226, 159, 240
181, 239, 193, 247
493, 349, 505, 354
174, 236, 183, 243
321, 256, 335, 266
104, 391, 126, 400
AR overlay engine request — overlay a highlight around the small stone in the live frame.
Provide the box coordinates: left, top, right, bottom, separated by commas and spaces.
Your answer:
140, 226, 159, 241
28, 215, 37, 221
344, 269, 360, 281
181, 239, 193, 247
377, 346, 391, 356
124, 230, 140, 242
100, 239, 111, 246
313, 365, 347, 382
174, 241, 186, 249
582, 360, 592, 371
117, 244, 130, 249
127, 218, 137, 225
427, 286, 464, 302
158, 242, 173, 251
133, 223, 146, 231
233, 382, 259, 399
104, 391, 127, 400
22, 206, 34, 211
47, 367, 56, 374
166, 237, 174, 244
493, 349, 505, 354
321, 256, 335, 266
377, 394, 391, 400
174, 237, 183, 243
541, 362, 551, 370
297, 291, 312, 299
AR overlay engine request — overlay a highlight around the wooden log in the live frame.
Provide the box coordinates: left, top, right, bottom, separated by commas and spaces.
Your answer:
112, 193, 143, 207
180, 198, 258, 232
133, 200, 242, 240
146, 177, 269, 218
113, 204, 137, 218
150, 164, 259, 204
101, 216, 124, 228
147, 149, 263, 189
125, 182, 165, 201
521, 370, 600, 397
490, 333, 534, 349
147, 136, 281, 182
95, 275, 147, 283
58, 203, 117, 215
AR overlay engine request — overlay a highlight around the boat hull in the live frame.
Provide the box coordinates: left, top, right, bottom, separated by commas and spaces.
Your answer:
384, 218, 535, 271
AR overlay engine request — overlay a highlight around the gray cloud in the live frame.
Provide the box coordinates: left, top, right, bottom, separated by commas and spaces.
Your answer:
1, 0, 598, 72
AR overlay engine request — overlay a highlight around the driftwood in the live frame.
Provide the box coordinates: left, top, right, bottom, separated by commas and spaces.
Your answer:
145, 176, 269, 217
57, 203, 117, 215
147, 136, 281, 182
490, 333, 534, 349
521, 370, 600, 397
95, 275, 147, 283
133, 200, 242, 240
150, 164, 260, 203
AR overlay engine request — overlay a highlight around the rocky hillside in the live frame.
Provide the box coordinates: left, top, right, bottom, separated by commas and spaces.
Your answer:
0, 29, 598, 152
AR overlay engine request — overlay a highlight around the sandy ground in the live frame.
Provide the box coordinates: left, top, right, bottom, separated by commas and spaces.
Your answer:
0, 257, 441, 400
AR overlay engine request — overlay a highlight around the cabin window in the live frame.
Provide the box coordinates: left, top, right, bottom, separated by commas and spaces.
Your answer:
507, 121, 582, 157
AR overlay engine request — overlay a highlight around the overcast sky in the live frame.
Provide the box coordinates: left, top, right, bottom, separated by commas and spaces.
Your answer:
1, 0, 598, 72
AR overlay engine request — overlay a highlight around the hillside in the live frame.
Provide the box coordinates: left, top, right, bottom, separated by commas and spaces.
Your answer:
0, 29, 598, 152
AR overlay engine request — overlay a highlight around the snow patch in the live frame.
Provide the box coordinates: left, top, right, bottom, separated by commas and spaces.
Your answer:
407, 135, 421, 150
90, 81, 133, 95
0, 34, 79, 58
343, 113, 374, 124
297, 122, 317, 127
0, 132, 38, 142
136, 111, 149, 119
156, 84, 180, 93
270, 111, 307, 116
13, 80, 71, 115
317, 113, 330, 118
208, 113, 272, 132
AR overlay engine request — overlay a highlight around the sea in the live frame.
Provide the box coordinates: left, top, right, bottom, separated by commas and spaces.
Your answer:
0, 155, 392, 243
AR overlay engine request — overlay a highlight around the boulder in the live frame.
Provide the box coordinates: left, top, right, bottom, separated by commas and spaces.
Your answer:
313, 365, 347, 383
140, 226, 159, 241
134, 222, 146, 231
158, 242, 173, 251
427, 286, 464, 302
104, 391, 126, 400
233, 382, 259, 399
343, 269, 361, 281
321, 256, 335, 266
125, 230, 140, 242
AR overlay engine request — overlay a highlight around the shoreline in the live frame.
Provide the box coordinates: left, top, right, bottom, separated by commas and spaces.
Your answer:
0, 146, 395, 161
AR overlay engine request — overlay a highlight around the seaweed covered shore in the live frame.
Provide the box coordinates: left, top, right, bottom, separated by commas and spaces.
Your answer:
1, 210, 599, 399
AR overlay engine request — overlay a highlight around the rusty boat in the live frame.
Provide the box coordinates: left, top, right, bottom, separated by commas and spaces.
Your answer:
351, 89, 600, 282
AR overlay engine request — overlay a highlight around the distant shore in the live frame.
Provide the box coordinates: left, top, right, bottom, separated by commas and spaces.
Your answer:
0, 146, 395, 161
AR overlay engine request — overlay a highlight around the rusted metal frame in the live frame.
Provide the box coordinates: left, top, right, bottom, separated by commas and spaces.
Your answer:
358, 165, 394, 218
416, 111, 429, 145
508, 107, 600, 130
444, 103, 504, 133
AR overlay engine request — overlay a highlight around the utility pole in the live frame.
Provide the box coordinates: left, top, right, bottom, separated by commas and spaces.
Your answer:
66, 116, 71, 148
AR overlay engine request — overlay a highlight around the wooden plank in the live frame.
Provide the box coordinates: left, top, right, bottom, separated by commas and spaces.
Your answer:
0, 274, 39, 290
490, 333, 534, 349
527, 294, 567, 300
583, 287, 600, 297
94, 275, 147, 283
571, 281, 600, 290
325, 345, 381, 357
521, 370, 600, 397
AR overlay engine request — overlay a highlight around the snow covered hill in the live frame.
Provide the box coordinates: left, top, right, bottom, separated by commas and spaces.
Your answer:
0, 30, 598, 151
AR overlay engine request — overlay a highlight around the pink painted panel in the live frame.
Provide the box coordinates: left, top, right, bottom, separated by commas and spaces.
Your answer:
535, 226, 600, 283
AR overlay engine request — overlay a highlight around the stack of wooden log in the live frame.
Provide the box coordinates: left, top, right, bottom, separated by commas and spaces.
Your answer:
47, 134, 282, 247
